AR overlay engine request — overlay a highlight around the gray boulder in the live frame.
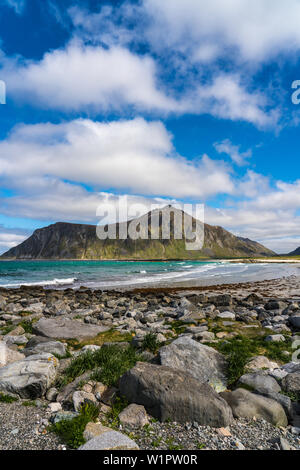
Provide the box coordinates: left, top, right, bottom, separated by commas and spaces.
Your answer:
208, 294, 232, 306
159, 336, 227, 392
238, 371, 281, 395
33, 317, 109, 340
0, 353, 59, 398
118, 404, 149, 427
265, 300, 287, 311
4, 335, 28, 346
56, 371, 91, 404
24, 338, 66, 357
220, 388, 288, 427
265, 334, 285, 342
290, 314, 300, 329
79, 431, 139, 450
119, 362, 233, 427
72, 390, 97, 411
282, 373, 300, 394
217, 312, 236, 320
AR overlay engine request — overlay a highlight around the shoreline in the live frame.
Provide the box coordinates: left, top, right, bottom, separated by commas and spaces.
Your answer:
0, 259, 299, 292
1, 257, 300, 263
1, 274, 300, 301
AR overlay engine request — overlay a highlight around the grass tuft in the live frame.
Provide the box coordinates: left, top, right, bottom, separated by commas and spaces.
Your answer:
19, 320, 34, 334
141, 333, 161, 354
213, 334, 293, 386
0, 392, 18, 403
102, 395, 129, 429
63, 344, 145, 387
22, 400, 36, 407
49, 402, 99, 449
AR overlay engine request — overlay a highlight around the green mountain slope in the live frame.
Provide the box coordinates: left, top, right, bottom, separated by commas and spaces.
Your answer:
1, 206, 275, 259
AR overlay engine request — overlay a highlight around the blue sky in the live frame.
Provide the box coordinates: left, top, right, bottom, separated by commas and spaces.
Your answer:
0, 0, 300, 254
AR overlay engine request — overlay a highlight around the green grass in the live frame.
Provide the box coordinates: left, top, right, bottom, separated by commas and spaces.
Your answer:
66, 329, 132, 350
18, 320, 34, 334
165, 437, 184, 450
141, 333, 161, 354
196, 442, 206, 450
167, 320, 194, 335
63, 344, 145, 387
0, 392, 18, 403
102, 395, 129, 429
49, 402, 99, 449
280, 390, 300, 403
213, 334, 293, 386
0, 323, 14, 335
151, 436, 163, 447
22, 400, 36, 407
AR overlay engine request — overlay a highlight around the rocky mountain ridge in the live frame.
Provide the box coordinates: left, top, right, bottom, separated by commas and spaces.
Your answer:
1, 206, 275, 259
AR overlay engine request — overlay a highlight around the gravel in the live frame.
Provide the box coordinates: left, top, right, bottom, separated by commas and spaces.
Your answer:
120, 418, 300, 451
1, 401, 300, 450
0, 401, 65, 450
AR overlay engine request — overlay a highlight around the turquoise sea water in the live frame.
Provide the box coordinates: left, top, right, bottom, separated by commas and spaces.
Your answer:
0, 260, 298, 289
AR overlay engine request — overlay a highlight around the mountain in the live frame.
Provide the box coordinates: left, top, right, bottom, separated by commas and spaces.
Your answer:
288, 247, 300, 256
1, 206, 275, 259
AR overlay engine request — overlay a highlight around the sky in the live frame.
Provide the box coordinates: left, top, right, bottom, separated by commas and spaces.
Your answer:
0, 0, 300, 254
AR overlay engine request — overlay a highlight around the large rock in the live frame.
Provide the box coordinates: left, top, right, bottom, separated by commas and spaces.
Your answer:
79, 431, 139, 450
246, 356, 279, 371
56, 371, 91, 405
118, 404, 149, 427
119, 362, 233, 427
265, 300, 287, 311
4, 335, 28, 346
33, 317, 109, 341
159, 336, 227, 392
238, 371, 281, 395
282, 373, 300, 394
23, 337, 66, 357
220, 388, 288, 427
72, 390, 97, 411
0, 341, 25, 367
290, 314, 300, 329
0, 353, 59, 398
208, 294, 232, 307
83, 423, 112, 441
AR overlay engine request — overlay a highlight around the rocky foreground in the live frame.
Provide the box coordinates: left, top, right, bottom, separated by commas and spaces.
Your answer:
0, 276, 300, 450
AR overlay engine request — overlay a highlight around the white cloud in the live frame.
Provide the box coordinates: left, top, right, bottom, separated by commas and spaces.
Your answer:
142, 0, 300, 63
0, 118, 234, 199
2, 43, 178, 113
205, 177, 300, 253
0, 41, 275, 127
214, 139, 252, 166
0, 227, 27, 254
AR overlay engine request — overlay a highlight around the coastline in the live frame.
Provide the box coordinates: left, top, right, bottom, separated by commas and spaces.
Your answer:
1, 273, 300, 300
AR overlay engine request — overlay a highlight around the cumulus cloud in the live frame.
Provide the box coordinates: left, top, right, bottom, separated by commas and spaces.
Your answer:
214, 139, 252, 166
0, 226, 28, 254
0, 117, 234, 199
2, 43, 178, 113
0, 41, 275, 127
205, 178, 300, 253
142, 0, 300, 63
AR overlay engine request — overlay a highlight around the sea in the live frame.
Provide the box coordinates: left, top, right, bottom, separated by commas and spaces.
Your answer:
0, 260, 299, 290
